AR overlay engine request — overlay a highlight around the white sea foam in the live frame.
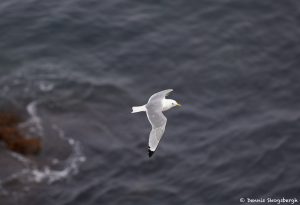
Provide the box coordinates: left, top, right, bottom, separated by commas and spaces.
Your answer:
18, 101, 44, 137
38, 81, 54, 92
28, 132, 86, 184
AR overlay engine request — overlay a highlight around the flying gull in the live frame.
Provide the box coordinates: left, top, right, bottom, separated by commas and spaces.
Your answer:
132, 89, 181, 157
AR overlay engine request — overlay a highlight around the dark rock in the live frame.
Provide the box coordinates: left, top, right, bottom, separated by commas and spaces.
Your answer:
0, 112, 41, 155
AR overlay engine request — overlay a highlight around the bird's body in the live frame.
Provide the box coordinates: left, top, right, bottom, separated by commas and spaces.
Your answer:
131, 99, 177, 113
131, 89, 181, 157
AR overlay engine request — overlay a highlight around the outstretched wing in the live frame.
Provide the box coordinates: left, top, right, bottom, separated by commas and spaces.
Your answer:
144, 89, 173, 157
148, 89, 173, 103
146, 108, 167, 157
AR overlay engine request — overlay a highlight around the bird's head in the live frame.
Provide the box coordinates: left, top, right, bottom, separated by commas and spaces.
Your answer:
170, 99, 181, 108
163, 99, 181, 111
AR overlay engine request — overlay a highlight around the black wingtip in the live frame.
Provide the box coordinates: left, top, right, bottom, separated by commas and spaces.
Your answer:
148, 148, 154, 158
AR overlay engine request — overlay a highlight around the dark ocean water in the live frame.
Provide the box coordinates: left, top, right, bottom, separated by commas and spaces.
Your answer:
0, 0, 300, 204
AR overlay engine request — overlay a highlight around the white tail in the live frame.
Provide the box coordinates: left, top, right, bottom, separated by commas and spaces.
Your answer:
132, 105, 146, 113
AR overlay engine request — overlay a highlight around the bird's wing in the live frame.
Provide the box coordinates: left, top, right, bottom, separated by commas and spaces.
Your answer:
148, 89, 173, 103
146, 106, 167, 157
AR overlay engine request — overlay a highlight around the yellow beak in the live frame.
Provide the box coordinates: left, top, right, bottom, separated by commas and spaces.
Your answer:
177, 103, 182, 107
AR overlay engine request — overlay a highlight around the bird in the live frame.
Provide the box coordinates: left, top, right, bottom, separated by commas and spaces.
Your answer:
131, 89, 181, 157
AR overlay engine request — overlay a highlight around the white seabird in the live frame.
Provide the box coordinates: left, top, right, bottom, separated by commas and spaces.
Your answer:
131, 89, 181, 157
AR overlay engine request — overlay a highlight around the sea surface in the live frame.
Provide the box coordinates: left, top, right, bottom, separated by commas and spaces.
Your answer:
0, 0, 300, 204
